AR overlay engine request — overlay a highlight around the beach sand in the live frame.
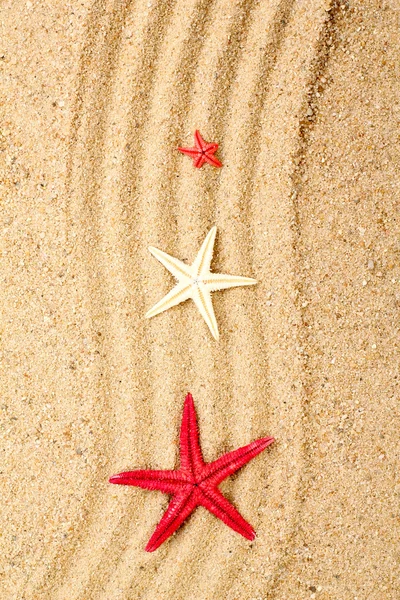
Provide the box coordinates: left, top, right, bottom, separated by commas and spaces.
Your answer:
1, 1, 399, 598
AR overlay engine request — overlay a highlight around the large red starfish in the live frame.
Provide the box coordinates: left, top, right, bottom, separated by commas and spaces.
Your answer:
178, 130, 222, 168
109, 393, 274, 552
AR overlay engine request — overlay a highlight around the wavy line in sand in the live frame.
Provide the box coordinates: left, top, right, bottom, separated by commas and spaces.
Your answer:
33, 0, 180, 597
267, 3, 349, 597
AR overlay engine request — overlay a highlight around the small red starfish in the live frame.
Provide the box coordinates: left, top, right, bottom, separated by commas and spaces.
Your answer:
178, 130, 222, 168
109, 393, 274, 552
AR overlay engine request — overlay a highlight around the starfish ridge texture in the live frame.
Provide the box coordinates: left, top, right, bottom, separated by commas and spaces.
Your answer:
110, 393, 274, 552
145, 226, 257, 340
178, 130, 222, 168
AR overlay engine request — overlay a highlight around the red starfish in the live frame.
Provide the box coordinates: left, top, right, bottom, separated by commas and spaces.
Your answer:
178, 130, 222, 168
109, 393, 274, 552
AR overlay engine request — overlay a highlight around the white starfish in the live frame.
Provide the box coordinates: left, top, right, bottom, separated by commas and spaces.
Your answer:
145, 227, 257, 340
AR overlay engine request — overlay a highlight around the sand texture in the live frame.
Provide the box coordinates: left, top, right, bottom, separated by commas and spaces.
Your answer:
1, 0, 399, 598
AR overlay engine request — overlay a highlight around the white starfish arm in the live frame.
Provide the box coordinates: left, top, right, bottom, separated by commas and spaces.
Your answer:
192, 227, 217, 277
192, 284, 219, 340
204, 272, 257, 292
148, 246, 192, 281
145, 282, 193, 319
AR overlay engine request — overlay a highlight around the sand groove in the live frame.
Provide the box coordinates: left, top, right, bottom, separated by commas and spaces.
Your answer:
38, 1, 330, 598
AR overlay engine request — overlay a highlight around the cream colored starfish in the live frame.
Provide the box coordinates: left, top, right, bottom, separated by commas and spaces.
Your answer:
145, 227, 257, 340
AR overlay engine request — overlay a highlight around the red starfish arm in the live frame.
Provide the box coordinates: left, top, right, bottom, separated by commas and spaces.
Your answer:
200, 437, 274, 487
204, 142, 218, 152
145, 487, 198, 552
198, 485, 255, 540
179, 393, 205, 477
177, 146, 200, 158
109, 469, 187, 494
204, 152, 222, 168
194, 154, 206, 168
194, 129, 207, 151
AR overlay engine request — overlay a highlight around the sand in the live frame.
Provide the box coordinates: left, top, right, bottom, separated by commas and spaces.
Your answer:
1, 0, 399, 598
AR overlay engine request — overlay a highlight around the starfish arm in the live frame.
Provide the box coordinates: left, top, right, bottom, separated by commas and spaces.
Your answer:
192, 284, 219, 340
200, 437, 275, 487
145, 487, 198, 552
145, 282, 193, 319
204, 142, 219, 152
198, 486, 255, 540
179, 393, 205, 477
109, 469, 188, 494
194, 154, 206, 168
177, 146, 200, 159
204, 272, 257, 292
192, 226, 217, 277
194, 129, 208, 151
148, 246, 192, 280
204, 152, 222, 168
